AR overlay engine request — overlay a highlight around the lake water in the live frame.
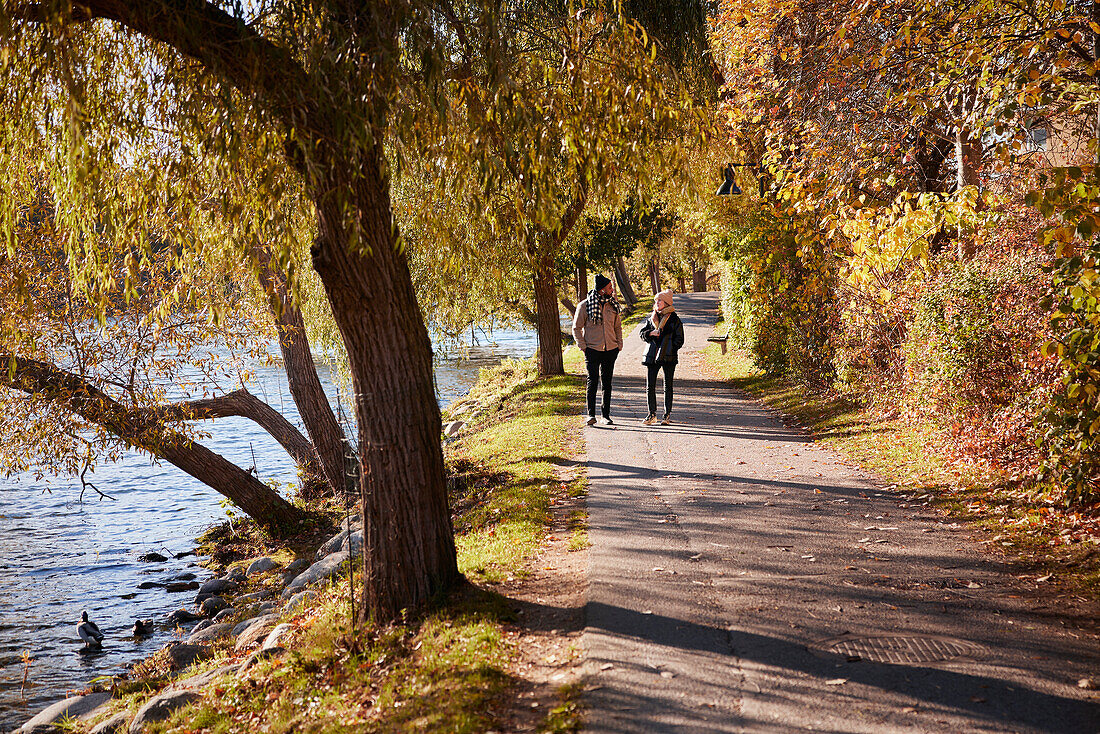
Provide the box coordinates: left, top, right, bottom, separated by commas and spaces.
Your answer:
0, 327, 539, 730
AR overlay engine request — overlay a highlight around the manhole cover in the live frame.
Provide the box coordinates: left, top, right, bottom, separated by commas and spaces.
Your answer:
812, 634, 986, 664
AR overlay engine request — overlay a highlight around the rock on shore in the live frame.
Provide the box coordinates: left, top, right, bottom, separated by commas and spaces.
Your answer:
16, 691, 110, 733
126, 691, 200, 734
283, 551, 350, 597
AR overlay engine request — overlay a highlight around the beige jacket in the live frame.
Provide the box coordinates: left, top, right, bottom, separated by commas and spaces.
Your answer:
573, 298, 623, 352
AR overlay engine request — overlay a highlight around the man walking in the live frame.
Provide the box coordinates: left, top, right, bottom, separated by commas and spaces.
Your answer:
573, 274, 623, 426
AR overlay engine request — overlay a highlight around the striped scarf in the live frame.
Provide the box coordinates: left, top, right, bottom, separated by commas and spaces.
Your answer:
586, 289, 620, 324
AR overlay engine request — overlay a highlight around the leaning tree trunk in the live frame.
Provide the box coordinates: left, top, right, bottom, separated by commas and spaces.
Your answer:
614, 256, 637, 309
256, 246, 358, 499
309, 149, 459, 622
531, 246, 565, 376
1, 354, 306, 534
155, 388, 324, 480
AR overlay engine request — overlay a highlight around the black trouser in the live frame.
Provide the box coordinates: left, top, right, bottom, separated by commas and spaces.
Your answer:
647, 362, 676, 416
585, 348, 619, 418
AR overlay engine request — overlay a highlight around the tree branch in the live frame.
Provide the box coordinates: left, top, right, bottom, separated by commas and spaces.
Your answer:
0, 350, 306, 531
148, 388, 322, 476
11, 0, 318, 153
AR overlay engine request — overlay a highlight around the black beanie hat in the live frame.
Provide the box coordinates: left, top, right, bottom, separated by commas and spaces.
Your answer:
595, 274, 612, 291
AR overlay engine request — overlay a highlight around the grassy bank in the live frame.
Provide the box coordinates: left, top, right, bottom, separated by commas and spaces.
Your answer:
702, 335, 1100, 598
78, 358, 587, 734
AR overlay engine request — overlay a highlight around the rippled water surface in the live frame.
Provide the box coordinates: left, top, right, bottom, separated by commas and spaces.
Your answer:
0, 328, 537, 729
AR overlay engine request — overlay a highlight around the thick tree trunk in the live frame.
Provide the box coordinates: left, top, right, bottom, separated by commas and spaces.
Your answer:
614, 256, 637, 308
255, 246, 357, 498
531, 247, 565, 376
1, 355, 306, 534
309, 148, 459, 622
575, 265, 587, 301
526, 186, 585, 376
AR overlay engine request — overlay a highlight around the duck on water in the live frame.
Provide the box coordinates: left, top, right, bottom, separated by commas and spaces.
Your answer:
77, 611, 104, 651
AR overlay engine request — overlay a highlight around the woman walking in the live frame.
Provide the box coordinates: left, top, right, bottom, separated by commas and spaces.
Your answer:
640, 289, 685, 425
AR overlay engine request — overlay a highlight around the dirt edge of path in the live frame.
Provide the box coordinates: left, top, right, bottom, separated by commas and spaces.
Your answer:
491, 439, 590, 732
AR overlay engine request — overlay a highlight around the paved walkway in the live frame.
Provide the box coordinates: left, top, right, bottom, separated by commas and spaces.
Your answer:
582, 292, 1100, 733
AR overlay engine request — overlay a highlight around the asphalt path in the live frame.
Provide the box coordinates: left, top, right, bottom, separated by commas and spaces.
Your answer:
582, 291, 1100, 733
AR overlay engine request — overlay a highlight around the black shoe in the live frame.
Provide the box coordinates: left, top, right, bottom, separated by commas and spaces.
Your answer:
661, 414, 671, 425
601, 416, 614, 425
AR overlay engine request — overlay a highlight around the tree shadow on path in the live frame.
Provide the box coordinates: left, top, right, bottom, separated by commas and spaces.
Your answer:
585, 599, 1100, 733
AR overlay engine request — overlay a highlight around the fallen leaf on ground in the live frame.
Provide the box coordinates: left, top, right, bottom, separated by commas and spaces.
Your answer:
825, 678, 847, 685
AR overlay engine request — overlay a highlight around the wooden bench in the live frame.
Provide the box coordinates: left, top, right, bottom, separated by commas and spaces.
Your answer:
707, 326, 733, 355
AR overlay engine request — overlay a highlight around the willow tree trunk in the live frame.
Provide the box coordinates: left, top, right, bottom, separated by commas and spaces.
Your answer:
531, 248, 564, 376
257, 248, 357, 499
615, 256, 637, 309
309, 148, 459, 622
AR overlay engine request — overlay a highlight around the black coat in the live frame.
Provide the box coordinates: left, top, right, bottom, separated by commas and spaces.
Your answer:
640, 312, 685, 365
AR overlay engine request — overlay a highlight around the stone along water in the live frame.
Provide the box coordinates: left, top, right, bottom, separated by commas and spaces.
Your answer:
0, 327, 538, 729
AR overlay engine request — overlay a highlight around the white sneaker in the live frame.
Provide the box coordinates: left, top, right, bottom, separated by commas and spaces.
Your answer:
661, 414, 672, 425
642, 414, 657, 425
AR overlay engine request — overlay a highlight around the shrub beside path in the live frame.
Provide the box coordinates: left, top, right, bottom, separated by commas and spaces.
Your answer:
582, 291, 1100, 733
